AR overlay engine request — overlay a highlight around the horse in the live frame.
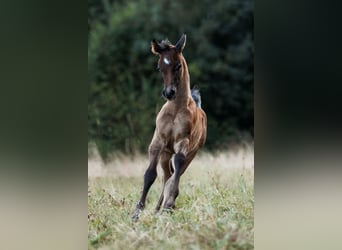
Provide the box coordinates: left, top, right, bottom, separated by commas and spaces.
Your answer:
132, 34, 207, 220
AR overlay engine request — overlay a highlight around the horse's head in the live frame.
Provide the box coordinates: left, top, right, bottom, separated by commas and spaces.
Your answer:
151, 34, 187, 100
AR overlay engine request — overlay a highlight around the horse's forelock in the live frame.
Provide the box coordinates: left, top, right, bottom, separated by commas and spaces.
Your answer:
159, 39, 173, 50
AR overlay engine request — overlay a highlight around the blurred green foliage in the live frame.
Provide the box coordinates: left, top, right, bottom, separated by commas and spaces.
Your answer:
88, 0, 254, 159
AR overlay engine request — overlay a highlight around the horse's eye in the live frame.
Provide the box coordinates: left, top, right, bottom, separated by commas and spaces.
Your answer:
174, 62, 182, 71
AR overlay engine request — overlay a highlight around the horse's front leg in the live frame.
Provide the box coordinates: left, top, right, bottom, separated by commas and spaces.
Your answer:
155, 151, 173, 212
132, 138, 162, 221
162, 139, 196, 210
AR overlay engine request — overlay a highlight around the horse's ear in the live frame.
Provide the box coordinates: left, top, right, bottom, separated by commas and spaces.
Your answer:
175, 34, 186, 53
151, 39, 161, 55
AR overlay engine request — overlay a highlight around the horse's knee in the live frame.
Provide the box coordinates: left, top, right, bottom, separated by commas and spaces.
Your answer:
148, 141, 161, 156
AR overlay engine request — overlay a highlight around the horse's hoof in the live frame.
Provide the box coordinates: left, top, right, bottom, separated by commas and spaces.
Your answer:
161, 208, 175, 215
163, 201, 176, 210
131, 209, 142, 222
162, 203, 175, 214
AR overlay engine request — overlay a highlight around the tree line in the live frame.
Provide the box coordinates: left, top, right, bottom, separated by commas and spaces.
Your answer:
88, 0, 254, 159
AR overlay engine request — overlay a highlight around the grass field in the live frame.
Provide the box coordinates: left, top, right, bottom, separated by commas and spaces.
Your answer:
88, 145, 254, 250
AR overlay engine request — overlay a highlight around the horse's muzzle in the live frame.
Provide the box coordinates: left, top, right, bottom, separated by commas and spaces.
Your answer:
162, 86, 176, 100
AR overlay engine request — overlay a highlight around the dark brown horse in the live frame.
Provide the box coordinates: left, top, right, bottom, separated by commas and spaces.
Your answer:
132, 34, 207, 220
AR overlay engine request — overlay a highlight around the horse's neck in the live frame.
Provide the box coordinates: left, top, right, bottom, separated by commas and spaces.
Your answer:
174, 61, 191, 107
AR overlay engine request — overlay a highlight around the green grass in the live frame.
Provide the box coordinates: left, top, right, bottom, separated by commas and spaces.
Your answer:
88, 151, 254, 250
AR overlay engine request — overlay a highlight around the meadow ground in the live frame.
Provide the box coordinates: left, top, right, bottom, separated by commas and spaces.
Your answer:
88, 144, 254, 250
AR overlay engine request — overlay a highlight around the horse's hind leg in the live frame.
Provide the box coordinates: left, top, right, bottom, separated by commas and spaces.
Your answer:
132, 138, 161, 221
155, 152, 172, 212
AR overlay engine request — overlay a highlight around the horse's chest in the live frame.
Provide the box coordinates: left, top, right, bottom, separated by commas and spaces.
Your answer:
156, 112, 190, 143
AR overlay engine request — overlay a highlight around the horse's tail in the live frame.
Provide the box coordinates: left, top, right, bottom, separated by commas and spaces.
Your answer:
191, 87, 202, 108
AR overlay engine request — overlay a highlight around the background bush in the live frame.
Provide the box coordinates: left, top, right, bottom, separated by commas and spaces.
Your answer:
88, 0, 254, 159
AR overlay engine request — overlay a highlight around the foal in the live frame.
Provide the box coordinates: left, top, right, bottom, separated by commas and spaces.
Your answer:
133, 34, 207, 220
